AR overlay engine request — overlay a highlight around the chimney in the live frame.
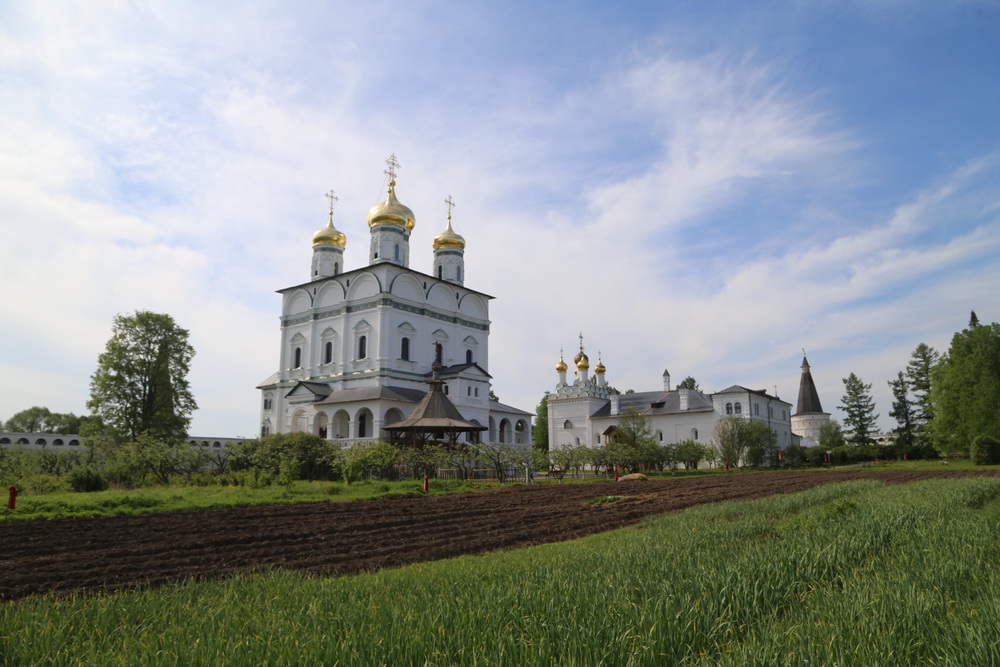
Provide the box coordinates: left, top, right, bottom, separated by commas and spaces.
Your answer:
610, 393, 620, 416
679, 387, 689, 411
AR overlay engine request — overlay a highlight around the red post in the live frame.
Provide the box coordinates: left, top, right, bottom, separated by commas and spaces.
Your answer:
614, 468, 619, 481
422, 475, 429, 492
725, 462, 730, 471
778, 450, 784, 462
903, 453, 907, 461
7, 486, 15, 511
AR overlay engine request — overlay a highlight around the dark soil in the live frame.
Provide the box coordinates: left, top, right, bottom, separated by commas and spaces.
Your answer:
2, 469, 997, 601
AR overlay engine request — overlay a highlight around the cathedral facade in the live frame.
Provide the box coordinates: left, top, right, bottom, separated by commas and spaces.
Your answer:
257, 156, 531, 446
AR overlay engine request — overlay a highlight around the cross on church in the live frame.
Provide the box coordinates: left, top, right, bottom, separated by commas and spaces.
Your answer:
578, 332, 585, 352
325, 189, 338, 215
384, 154, 401, 183
444, 195, 455, 220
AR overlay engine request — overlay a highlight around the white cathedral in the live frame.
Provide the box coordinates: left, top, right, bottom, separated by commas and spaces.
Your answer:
257, 156, 532, 446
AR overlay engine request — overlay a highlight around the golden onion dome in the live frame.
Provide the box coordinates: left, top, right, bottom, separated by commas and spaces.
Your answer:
312, 213, 347, 249
594, 358, 606, 375
432, 215, 466, 251
575, 353, 590, 371
555, 356, 568, 373
367, 180, 415, 230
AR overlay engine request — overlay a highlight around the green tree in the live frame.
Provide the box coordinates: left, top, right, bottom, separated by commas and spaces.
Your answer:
888, 371, 917, 450
2, 407, 84, 434
675, 439, 706, 471
605, 407, 658, 472
677, 376, 700, 391
87, 311, 197, 442
906, 343, 939, 442
930, 319, 1000, 453
838, 373, 879, 447
818, 420, 845, 449
532, 393, 549, 450
488, 389, 500, 402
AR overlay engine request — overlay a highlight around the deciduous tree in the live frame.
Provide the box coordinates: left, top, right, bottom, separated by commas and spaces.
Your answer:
930, 319, 1000, 452
87, 311, 197, 442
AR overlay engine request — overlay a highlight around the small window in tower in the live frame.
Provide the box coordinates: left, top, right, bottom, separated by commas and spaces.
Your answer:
755, 403, 760, 415
475, 388, 479, 397
438, 265, 443, 279
293, 347, 302, 369
324, 341, 333, 364
444, 384, 449, 395
734, 402, 742, 414
358, 335, 367, 359
564, 420, 572, 429
466, 349, 473, 364
468, 387, 472, 397
401, 337, 410, 361
457, 265, 462, 281
334, 262, 339, 275
394, 244, 400, 261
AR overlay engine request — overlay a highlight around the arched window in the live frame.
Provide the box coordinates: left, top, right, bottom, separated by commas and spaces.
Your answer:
358, 413, 367, 438
466, 349, 473, 364
401, 337, 410, 361
564, 420, 572, 429
334, 262, 339, 275
293, 347, 302, 368
437, 265, 443, 279
457, 265, 462, 281
324, 341, 333, 364
358, 335, 367, 359
725, 402, 733, 415
394, 244, 400, 261
734, 402, 742, 414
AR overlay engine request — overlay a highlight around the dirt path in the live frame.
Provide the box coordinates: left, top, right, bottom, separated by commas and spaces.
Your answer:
2, 469, 997, 601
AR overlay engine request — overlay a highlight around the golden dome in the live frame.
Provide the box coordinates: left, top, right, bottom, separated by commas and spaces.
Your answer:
432, 215, 465, 251
575, 353, 590, 371
312, 213, 347, 249
367, 180, 415, 230
594, 358, 606, 374
555, 356, 568, 373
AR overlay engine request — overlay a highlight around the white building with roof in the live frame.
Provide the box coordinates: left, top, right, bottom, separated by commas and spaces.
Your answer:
257, 156, 531, 447
547, 339, 793, 455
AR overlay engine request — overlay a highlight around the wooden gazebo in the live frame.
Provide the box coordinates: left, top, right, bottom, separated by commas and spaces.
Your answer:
382, 360, 487, 448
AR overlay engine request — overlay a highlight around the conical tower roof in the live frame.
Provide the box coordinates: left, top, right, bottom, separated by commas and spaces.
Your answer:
795, 354, 825, 415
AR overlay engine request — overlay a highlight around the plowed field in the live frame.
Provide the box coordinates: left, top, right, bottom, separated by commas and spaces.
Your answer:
2, 469, 997, 601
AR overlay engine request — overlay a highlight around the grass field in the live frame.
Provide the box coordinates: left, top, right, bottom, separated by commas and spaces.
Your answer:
0, 478, 498, 523
3, 477, 998, 665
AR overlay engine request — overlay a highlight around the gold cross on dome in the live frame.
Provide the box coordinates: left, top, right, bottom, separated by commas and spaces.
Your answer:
444, 195, 455, 221
325, 189, 338, 215
384, 154, 400, 183
578, 332, 584, 352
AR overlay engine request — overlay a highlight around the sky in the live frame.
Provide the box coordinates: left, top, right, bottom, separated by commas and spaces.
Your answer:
1, 0, 999, 438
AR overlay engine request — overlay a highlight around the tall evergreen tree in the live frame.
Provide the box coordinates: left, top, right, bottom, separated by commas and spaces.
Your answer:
905, 342, 939, 441
532, 392, 550, 450
88, 311, 197, 442
969, 310, 980, 329
888, 371, 916, 449
929, 318, 1000, 452
838, 372, 879, 447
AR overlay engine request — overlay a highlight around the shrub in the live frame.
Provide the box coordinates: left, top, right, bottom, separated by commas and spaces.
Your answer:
68, 466, 109, 492
971, 436, 1000, 465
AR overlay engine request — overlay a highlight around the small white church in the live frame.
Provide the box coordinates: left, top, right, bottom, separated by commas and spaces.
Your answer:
257, 155, 532, 446
546, 338, 796, 453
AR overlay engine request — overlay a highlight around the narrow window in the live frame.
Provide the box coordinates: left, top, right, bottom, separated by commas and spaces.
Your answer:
475, 388, 479, 397
468, 387, 472, 397
457, 265, 462, 281
466, 349, 473, 364
755, 403, 760, 415
401, 337, 410, 361
444, 384, 449, 395
358, 335, 367, 359
334, 262, 339, 275
726, 402, 733, 415
324, 341, 333, 364
437, 265, 443, 279
692, 428, 699, 441
293, 347, 302, 368
358, 413, 367, 438
394, 244, 400, 261
734, 402, 742, 414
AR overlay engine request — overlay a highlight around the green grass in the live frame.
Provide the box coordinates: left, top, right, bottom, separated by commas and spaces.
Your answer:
0, 478, 499, 522
3, 477, 999, 664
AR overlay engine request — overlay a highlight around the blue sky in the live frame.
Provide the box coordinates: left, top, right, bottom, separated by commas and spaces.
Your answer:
1, 0, 998, 437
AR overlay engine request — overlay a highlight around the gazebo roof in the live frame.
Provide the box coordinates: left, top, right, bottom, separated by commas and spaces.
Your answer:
383, 361, 486, 447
